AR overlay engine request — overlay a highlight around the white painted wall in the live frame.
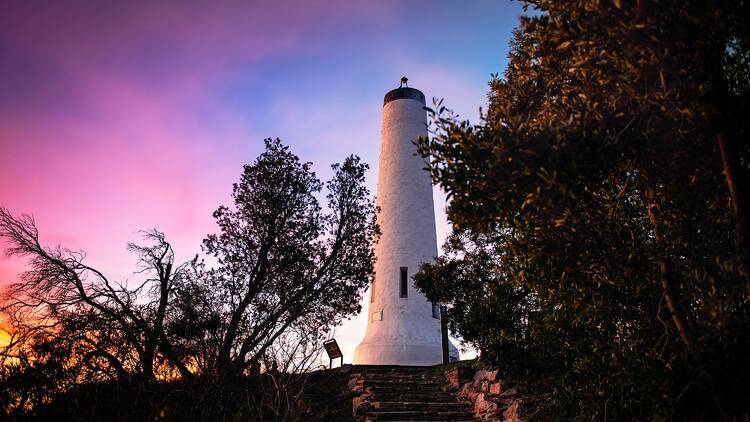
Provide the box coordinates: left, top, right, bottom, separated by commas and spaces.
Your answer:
353, 88, 457, 365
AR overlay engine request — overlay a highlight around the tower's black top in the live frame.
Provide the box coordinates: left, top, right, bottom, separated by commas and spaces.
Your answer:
383, 87, 425, 106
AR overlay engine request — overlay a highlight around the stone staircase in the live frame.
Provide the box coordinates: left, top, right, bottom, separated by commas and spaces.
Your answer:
355, 365, 474, 421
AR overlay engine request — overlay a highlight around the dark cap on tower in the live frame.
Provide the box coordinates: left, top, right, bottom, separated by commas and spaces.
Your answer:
384, 78, 426, 106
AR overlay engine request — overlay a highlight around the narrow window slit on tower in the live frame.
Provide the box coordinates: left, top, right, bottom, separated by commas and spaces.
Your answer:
432, 302, 441, 319
400, 267, 408, 298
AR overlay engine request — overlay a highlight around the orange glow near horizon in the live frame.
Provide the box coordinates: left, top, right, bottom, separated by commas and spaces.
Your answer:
0, 329, 9, 348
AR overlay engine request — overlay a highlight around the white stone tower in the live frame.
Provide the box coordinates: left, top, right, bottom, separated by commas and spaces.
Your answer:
353, 82, 458, 366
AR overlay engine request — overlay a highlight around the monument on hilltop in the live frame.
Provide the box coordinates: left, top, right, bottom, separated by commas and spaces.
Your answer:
353, 80, 459, 365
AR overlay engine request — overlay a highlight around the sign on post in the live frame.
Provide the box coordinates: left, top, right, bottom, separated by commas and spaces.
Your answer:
323, 338, 343, 369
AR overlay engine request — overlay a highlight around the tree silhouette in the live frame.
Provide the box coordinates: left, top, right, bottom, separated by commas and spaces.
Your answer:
0, 138, 376, 419
193, 138, 376, 377
0, 213, 191, 384
416, 1, 750, 419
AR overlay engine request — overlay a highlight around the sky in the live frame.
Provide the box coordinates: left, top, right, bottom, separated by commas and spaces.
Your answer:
0, 0, 524, 362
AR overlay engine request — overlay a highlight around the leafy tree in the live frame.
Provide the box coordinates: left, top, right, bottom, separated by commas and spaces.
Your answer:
416, 1, 750, 419
414, 228, 536, 370
175, 138, 376, 377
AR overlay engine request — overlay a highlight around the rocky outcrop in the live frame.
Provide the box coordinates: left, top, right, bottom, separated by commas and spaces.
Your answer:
445, 366, 523, 422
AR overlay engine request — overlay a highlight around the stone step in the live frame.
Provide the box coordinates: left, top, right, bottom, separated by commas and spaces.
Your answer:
356, 365, 435, 371
366, 381, 445, 389
370, 392, 458, 402
364, 378, 440, 385
369, 390, 448, 399
374, 401, 472, 411
363, 373, 439, 380
363, 375, 438, 384
369, 385, 446, 393
362, 371, 440, 379
354, 366, 475, 422
360, 370, 437, 377
365, 410, 474, 421
364, 374, 440, 380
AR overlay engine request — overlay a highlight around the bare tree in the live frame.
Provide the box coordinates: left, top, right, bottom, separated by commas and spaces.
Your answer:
0, 209, 192, 385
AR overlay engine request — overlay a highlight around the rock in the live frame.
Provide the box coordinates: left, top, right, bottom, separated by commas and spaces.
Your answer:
445, 366, 476, 389
489, 382, 502, 395
473, 392, 498, 416
445, 368, 461, 389
352, 396, 373, 417
502, 399, 522, 422
458, 382, 479, 402
473, 369, 498, 382
451, 366, 516, 421
347, 374, 364, 394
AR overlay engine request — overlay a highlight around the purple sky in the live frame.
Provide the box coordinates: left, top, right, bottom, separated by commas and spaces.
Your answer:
0, 0, 524, 359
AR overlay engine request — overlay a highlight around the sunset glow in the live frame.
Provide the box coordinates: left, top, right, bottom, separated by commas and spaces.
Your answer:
0, 0, 522, 362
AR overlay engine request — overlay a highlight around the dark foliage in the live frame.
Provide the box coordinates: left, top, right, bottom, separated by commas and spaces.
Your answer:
2, 370, 352, 422
416, 1, 750, 420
